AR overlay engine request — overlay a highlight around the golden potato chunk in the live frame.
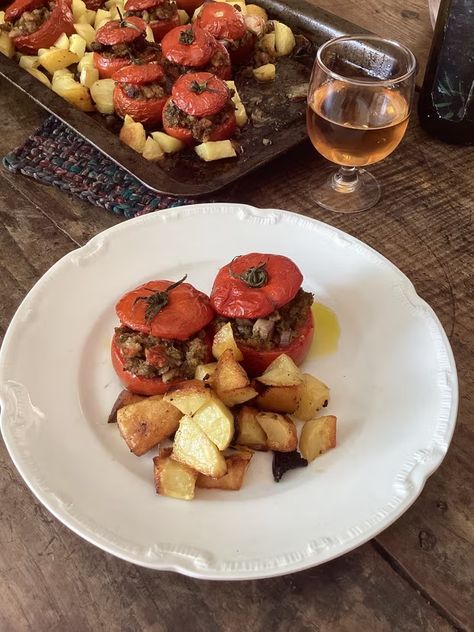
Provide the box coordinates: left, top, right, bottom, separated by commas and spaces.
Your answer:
172, 415, 227, 478
256, 412, 297, 452
163, 379, 212, 415
108, 389, 145, 423
234, 406, 267, 451
253, 63, 276, 82
299, 415, 337, 462
192, 394, 234, 450
212, 322, 244, 361
154, 448, 198, 500
39, 48, 80, 73
119, 115, 146, 153
197, 451, 253, 490
217, 385, 258, 408
273, 20, 296, 56
213, 348, 250, 391
256, 353, 303, 387
293, 373, 330, 421
254, 384, 301, 414
117, 396, 182, 456
194, 362, 217, 382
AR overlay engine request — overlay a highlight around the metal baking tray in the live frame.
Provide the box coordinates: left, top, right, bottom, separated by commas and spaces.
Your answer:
0, 1, 368, 196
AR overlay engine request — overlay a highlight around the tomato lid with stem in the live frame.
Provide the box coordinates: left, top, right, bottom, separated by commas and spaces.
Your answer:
196, 2, 246, 41
5, 0, 46, 22
95, 15, 147, 46
161, 24, 215, 67
172, 72, 230, 116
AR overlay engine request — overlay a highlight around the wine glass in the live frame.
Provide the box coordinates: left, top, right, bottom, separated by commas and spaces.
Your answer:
307, 35, 417, 213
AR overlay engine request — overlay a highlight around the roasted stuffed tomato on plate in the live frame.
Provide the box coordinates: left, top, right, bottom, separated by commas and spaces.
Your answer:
112, 276, 214, 395
210, 253, 314, 375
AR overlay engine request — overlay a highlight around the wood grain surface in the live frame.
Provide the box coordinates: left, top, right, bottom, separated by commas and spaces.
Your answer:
1, 1, 473, 631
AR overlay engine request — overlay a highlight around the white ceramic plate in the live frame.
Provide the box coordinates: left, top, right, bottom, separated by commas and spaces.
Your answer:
0, 203, 458, 580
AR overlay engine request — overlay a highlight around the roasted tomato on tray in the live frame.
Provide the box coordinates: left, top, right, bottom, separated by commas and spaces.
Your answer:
113, 62, 170, 125
112, 276, 215, 395
125, 0, 179, 42
195, 1, 256, 65
210, 254, 314, 375
2, 0, 74, 54
91, 15, 159, 79
162, 71, 236, 144
161, 23, 231, 80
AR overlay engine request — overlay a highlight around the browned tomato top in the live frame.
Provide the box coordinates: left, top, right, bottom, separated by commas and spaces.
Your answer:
196, 2, 246, 41
95, 16, 146, 46
161, 24, 215, 67
171, 71, 230, 116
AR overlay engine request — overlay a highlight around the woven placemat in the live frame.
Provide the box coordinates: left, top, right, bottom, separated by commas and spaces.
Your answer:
2, 115, 196, 219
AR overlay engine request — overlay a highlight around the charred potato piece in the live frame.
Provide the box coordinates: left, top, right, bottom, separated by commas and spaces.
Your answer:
163, 379, 212, 415
197, 450, 253, 490
234, 406, 267, 451
256, 353, 303, 387
108, 389, 145, 423
154, 448, 198, 500
293, 373, 330, 421
256, 412, 297, 452
192, 394, 234, 450
299, 415, 337, 462
254, 384, 301, 414
117, 396, 182, 456
172, 414, 227, 478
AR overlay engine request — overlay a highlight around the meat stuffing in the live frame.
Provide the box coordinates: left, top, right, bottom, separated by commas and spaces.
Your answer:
6, 1, 54, 38
127, 0, 177, 23
163, 100, 235, 142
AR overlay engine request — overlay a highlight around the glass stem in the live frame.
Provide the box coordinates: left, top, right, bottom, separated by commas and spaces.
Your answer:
331, 166, 360, 193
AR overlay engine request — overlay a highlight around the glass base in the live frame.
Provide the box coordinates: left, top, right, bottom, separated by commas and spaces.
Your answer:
310, 166, 381, 213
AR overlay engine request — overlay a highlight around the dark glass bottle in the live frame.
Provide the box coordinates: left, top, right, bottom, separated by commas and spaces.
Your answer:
418, 0, 474, 145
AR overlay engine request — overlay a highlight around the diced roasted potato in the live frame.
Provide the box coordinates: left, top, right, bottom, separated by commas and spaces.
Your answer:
234, 405, 267, 450
74, 23, 96, 48
192, 394, 234, 450
26, 68, 52, 88
172, 414, 227, 478
299, 415, 337, 462
293, 373, 330, 421
273, 20, 296, 56
142, 136, 165, 161
119, 115, 146, 152
253, 63, 276, 82
213, 348, 249, 391
164, 379, 212, 416
260, 32, 276, 55
117, 396, 182, 456
254, 384, 301, 414
154, 448, 198, 500
39, 48, 80, 73
79, 65, 99, 88
195, 140, 237, 162
246, 4, 268, 20
52, 71, 95, 111
217, 386, 258, 408
144, 25, 155, 43
77, 51, 94, 72
194, 362, 217, 382
19, 55, 40, 70
151, 131, 185, 154
0, 10, 5, 25
108, 389, 145, 423
53, 32, 70, 50
225, 80, 248, 127
90, 78, 115, 114
77, 9, 96, 25
69, 33, 87, 58
212, 322, 243, 361
0, 32, 14, 58
178, 8, 189, 24
94, 8, 111, 29
72, 0, 87, 21
256, 412, 298, 452
197, 450, 253, 490
256, 353, 303, 387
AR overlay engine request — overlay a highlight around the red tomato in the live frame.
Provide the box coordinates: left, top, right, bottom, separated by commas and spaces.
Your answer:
113, 64, 168, 125
95, 16, 147, 46
125, 0, 163, 10
161, 24, 214, 67
172, 72, 229, 116
239, 312, 314, 375
206, 40, 231, 79
111, 334, 183, 395
162, 96, 237, 144
93, 48, 159, 79
196, 2, 246, 41
84, 0, 102, 9
7, 0, 74, 54
175, 0, 202, 12
210, 254, 304, 319
124, 0, 180, 42
116, 279, 215, 340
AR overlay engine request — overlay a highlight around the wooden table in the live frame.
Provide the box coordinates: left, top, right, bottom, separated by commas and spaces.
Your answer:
1, 2, 473, 630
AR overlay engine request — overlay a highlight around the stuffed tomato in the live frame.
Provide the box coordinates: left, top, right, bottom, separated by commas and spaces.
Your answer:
195, 1, 256, 65
124, 0, 179, 42
210, 254, 314, 375
161, 24, 231, 80
3, 0, 74, 54
112, 276, 214, 395
162, 71, 236, 144
91, 16, 159, 79
113, 62, 170, 125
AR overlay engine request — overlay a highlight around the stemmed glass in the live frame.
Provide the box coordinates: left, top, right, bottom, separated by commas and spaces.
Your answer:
307, 35, 417, 213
